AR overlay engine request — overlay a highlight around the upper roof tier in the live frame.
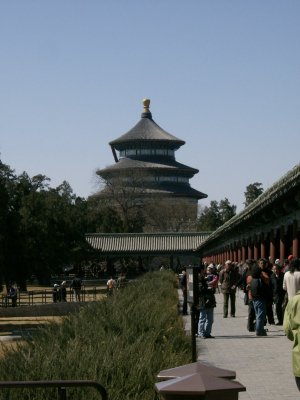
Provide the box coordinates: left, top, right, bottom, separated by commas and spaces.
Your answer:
109, 99, 185, 151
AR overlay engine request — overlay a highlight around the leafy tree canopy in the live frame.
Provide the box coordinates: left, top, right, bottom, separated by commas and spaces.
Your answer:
0, 158, 96, 289
196, 198, 236, 231
244, 182, 264, 208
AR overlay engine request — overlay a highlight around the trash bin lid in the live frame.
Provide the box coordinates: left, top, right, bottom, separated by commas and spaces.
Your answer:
157, 362, 236, 381
155, 373, 246, 397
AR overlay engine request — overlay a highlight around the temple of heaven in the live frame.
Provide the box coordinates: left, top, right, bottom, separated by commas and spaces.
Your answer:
96, 99, 207, 222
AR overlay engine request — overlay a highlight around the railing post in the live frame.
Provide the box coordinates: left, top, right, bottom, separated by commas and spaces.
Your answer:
57, 386, 67, 400
0, 380, 107, 400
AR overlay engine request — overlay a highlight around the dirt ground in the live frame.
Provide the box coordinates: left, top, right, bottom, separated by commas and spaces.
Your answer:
0, 340, 23, 354
0, 315, 63, 333
0, 316, 63, 359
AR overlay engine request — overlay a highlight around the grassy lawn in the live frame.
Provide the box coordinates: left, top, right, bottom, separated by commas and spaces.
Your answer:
0, 271, 191, 400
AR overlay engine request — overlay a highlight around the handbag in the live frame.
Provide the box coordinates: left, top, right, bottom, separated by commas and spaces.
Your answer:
282, 292, 288, 311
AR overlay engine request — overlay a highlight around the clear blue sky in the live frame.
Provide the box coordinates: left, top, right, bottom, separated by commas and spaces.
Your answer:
1, 1, 299, 212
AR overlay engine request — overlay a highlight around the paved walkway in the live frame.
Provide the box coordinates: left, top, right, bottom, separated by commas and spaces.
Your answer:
182, 290, 299, 400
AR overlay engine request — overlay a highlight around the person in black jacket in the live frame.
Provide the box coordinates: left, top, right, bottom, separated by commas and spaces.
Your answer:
251, 259, 273, 336
197, 269, 216, 339
243, 260, 256, 332
271, 262, 285, 325
265, 260, 275, 324
70, 275, 82, 302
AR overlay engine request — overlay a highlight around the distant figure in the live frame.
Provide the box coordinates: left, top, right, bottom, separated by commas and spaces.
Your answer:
206, 265, 219, 291
264, 258, 275, 325
197, 268, 216, 339
107, 276, 116, 296
219, 260, 240, 318
59, 281, 67, 302
52, 284, 59, 302
116, 273, 126, 289
283, 258, 300, 300
180, 271, 188, 315
70, 275, 82, 301
283, 255, 294, 273
6, 283, 18, 307
250, 260, 272, 336
244, 260, 256, 332
271, 263, 285, 325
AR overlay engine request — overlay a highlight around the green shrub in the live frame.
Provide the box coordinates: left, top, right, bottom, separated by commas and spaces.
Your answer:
0, 271, 191, 399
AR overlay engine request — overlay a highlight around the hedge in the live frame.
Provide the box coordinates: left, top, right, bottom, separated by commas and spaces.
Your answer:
0, 271, 191, 400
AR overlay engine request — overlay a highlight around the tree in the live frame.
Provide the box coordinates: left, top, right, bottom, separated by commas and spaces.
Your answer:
86, 195, 124, 233
196, 201, 222, 231
19, 181, 92, 284
144, 199, 198, 232
219, 198, 236, 224
196, 198, 237, 231
244, 182, 264, 208
94, 169, 202, 233
93, 170, 150, 233
0, 159, 96, 288
0, 161, 19, 288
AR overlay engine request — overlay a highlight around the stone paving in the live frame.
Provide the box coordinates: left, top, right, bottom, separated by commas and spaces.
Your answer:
182, 290, 299, 400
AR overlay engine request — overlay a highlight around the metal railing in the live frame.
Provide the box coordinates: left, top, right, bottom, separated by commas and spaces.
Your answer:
0, 380, 107, 400
1, 286, 108, 307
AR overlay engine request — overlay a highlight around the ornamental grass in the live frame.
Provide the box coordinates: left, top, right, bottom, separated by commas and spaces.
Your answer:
0, 271, 191, 400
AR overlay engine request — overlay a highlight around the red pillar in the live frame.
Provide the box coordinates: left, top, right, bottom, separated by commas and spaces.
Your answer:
280, 225, 285, 263
254, 241, 259, 260
242, 245, 247, 261
293, 220, 299, 258
238, 248, 242, 263
261, 241, 266, 259
269, 230, 276, 264
226, 250, 230, 261
248, 244, 253, 260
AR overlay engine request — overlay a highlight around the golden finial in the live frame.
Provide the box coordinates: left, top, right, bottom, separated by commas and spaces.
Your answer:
142, 98, 150, 113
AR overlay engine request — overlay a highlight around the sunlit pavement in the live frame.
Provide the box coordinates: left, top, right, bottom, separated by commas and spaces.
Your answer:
181, 290, 299, 400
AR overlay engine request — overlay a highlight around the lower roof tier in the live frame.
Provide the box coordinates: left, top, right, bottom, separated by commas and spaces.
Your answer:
97, 156, 199, 178
97, 181, 207, 200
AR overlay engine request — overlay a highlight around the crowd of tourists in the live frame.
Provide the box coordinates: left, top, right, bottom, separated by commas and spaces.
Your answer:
180, 255, 300, 391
